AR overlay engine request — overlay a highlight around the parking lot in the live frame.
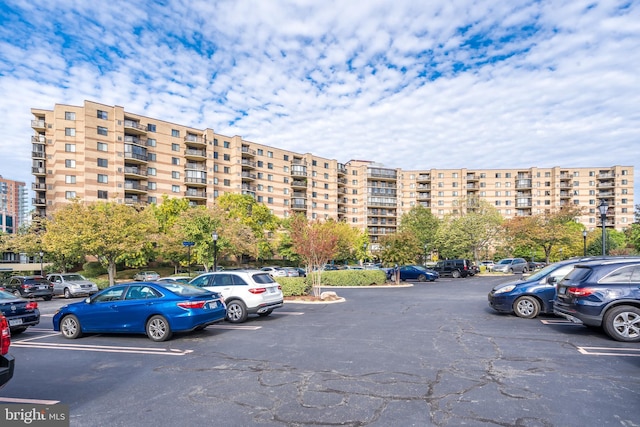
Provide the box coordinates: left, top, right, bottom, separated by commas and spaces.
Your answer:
1, 275, 639, 426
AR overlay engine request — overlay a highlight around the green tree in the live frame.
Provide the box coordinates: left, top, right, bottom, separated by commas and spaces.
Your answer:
378, 231, 420, 267
398, 205, 440, 261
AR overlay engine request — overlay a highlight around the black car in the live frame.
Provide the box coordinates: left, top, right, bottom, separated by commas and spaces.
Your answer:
4, 276, 53, 301
0, 314, 14, 389
554, 259, 640, 342
432, 259, 473, 278
0, 290, 41, 334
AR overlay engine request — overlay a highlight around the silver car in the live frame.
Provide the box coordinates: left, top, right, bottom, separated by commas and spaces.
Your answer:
133, 271, 160, 281
492, 258, 528, 274
47, 273, 99, 298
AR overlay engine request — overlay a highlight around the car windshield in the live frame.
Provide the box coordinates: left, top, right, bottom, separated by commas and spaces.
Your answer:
158, 282, 211, 296
251, 273, 277, 284
525, 263, 565, 281
0, 290, 17, 299
62, 274, 85, 281
497, 259, 512, 265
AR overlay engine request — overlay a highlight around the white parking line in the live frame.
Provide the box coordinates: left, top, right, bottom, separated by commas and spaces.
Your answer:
539, 319, 577, 325
12, 341, 193, 355
209, 324, 262, 330
276, 311, 304, 315
578, 346, 640, 357
0, 397, 60, 405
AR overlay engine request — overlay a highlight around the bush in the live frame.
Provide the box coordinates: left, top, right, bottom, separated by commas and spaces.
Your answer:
83, 261, 107, 277
277, 277, 311, 296
308, 269, 387, 287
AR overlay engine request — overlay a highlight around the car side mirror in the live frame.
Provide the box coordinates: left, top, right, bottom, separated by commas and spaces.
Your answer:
547, 276, 557, 285
84, 297, 91, 303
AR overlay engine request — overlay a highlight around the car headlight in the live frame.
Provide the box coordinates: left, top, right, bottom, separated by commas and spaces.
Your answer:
493, 285, 516, 294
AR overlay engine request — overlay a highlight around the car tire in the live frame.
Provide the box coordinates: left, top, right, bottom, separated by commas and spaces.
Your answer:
514, 296, 540, 319
258, 309, 273, 317
64, 288, 71, 299
42, 295, 52, 301
452, 270, 461, 278
508, 268, 514, 274
12, 290, 21, 298
146, 315, 173, 342
603, 305, 640, 342
522, 267, 528, 273
60, 314, 83, 339
11, 327, 27, 335
417, 274, 426, 282
226, 300, 248, 323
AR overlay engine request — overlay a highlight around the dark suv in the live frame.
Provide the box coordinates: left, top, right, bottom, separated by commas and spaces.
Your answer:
432, 259, 473, 278
554, 259, 640, 342
4, 276, 53, 301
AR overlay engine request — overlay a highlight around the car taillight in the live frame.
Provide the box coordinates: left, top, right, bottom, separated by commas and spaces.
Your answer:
21, 284, 30, 289
0, 317, 10, 355
568, 287, 595, 297
177, 301, 207, 309
25, 301, 38, 311
278, 285, 282, 290
249, 288, 267, 294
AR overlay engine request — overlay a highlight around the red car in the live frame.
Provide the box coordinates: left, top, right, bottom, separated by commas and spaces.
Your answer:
0, 314, 15, 388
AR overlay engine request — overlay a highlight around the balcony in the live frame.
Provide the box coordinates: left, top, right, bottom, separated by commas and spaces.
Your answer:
184, 135, 206, 147
515, 179, 532, 189
123, 120, 147, 135
291, 201, 307, 211
466, 174, 479, 181
124, 197, 148, 205
337, 164, 347, 175
32, 197, 46, 206
32, 167, 46, 175
416, 174, 431, 182
241, 159, 256, 169
124, 152, 148, 163
31, 135, 46, 143
124, 182, 148, 193
184, 176, 207, 187
368, 170, 397, 180
241, 146, 256, 157
185, 189, 207, 199
124, 135, 147, 146
291, 167, 307, 178
32, 183, 46, 190
32, 149, 45, 159
241, 171, 256, 181
291, 180, 307, 189
184, 162, 206, 171
31, 119, 46, 130
417, 193, 431, 201
292, 191, 307, 199
241, 184, 256, 198
124, 166, 147, 177
184, 148, 206, 160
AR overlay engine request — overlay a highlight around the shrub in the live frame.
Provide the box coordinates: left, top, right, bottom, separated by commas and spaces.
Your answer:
277, 277, 311, 296
83, 261, 107, 277
308, 270, 387, 287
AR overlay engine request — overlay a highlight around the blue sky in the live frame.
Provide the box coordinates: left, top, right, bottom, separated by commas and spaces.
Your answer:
1, 0, 638, 207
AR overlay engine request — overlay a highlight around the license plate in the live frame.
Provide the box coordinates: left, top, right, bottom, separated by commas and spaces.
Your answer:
207, 302, 218, 309
38, 285, 47, 289
268, 288, 275, 294
9, 318, 23, 326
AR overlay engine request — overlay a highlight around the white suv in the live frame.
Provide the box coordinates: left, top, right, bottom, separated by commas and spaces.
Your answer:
189, 270, 284, 323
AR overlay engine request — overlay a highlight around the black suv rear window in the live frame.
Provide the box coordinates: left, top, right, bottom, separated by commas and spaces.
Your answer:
24, 278, 49, 285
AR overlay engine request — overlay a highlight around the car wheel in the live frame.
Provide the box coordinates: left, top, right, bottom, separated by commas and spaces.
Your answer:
417, 274, 426, 282
60, 314, 83, 339
514, 296, 540, 319
64, 288, 71, 299
452, 270, 461, 278
508, 268, 514, 274
226, 300, 248, 323
13, 290, 21, 298
522, 267, 528, 273
42, 295, 52, 301
146, 315, 173, 342
258, 309, 273, 317
603, 305, 640, 342
11, 327, 27, 335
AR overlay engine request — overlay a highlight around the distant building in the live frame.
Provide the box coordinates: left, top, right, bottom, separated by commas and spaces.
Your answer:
30, 100, 634, 247
0, 175, 28, 233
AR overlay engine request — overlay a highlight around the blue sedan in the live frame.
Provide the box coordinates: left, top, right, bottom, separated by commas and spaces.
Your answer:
53, 282, 226, 342
399, 265, 439, 282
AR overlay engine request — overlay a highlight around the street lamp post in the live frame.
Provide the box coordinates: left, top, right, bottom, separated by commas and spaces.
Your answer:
582, 230, 587, 256
598, 199, 608, 256
363, 242, 368, 264
424, 243, 429, 265
212, 231, 219, 272
39, 251, 44, 276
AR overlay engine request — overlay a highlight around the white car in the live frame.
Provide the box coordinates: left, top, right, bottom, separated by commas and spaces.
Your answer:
260, 266, 287, 277
47, 273, 99, 298
189, 270, 283, 323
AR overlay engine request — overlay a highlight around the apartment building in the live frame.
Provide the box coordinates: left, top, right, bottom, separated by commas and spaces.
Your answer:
0, 175, 28, 233
30, 101, 634, 247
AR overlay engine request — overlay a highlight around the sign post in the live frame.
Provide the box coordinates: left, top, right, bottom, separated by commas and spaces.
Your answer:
182, 241, 195, 277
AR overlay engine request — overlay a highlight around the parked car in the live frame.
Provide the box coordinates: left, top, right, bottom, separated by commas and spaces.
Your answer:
432, 259, 473, 278
0, 314, 14, 389
0, 289, 40, 334
294, 267, 307, 277
398, 265, 439, 282
488, 257, 611, 319
468, 264, 480, 276
133, 271, 160, 281
3, 276, 53, 300
480, 260, 495, 270
492, 258, 528, 274
260, 266, 287, 277
189, 270, 283, 323
53, 281, 226, 342
281, 267, 300, 277
47, 273, 99, 298
554, 258, 640, 342
157, 276, 192, 284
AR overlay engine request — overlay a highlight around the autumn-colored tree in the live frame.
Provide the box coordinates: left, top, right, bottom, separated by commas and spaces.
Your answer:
150, 196, 193, 273
289, 214, 340, 296
503, 206, 583, 263
41, 203, 86, 272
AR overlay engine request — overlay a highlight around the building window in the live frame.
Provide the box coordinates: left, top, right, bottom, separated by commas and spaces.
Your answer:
324, 183, 329, 189
283, 155, 289, 161
283, 188, 289, 195
65, 191, 76, 199
171, 129, 180, 137
213, 152, 218, 159
65, 159, 76, 168
267, 151, 273, 158
97, 158, 108, 167
148, 168, 156, 176
97, 110, 108, 119
172, 143, 180, 152
65, 128, 76, 136
267, 197, 274, 204
65, 144, 76, 152
495, 173, 501, 178
223, 154, 230, 161
97, 174, 108, 183
257, 161, 264, 167
97, 126, 108, 136
65, 175, 76, 184
148, 153, 156, 161
622, 170, 628, 175
97, 190, 108, 199
267, 163, 273, 169
147, 138, 156, 147
147, 124, 156, 132
97, 142, 108, 151
223, 141, 230, 148
172, 171, 180, 179
148, 182, 157, 190
223, 167, 230, 174
148, 196, 157, 203
172, 185, 180, 193
257, 196, 263, 202
172, 157, 180, 165
223, 179, 230, 186
65, 111, 76, 120
312, 160, 317, 166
